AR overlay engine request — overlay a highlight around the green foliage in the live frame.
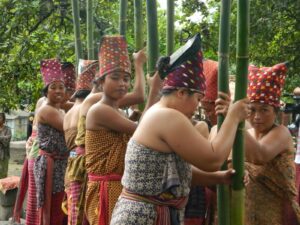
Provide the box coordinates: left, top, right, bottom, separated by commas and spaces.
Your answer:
0, 0, 299, 111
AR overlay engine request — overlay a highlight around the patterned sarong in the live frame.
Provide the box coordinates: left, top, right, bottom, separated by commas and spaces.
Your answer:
246, 149, 300, 225
88, 173, 122, 225
85, 129, 130, 225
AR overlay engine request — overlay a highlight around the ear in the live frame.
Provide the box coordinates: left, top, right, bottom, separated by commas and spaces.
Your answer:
176, 88, 186, 98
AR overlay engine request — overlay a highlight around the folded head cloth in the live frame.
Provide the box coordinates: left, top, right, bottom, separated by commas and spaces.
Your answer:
40, 58, 64, 87
61, 62, 76, 92
247, 62, 288, 108
98, 35, 131, 78
202, 60, 218, 102
76, 60, 99, 91
160, 33, 206, 94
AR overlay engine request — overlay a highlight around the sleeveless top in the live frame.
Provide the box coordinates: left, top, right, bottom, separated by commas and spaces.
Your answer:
34, 123, 68, 207
111, 139, 192, 225
245, 149, 300, 225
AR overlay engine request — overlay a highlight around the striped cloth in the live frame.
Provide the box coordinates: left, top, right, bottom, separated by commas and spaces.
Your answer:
27, 159, 39, 224
70, 181, 81, 225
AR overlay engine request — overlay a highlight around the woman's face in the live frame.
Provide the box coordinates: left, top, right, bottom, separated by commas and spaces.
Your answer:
102, 72, 130, 99
248, 102, 277, 133
47, 81, 66, 104
181, 90, 203, 118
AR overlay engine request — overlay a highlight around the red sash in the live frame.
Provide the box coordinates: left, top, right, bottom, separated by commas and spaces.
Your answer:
38, 150, 68, 225
121, 189, 188, 225
88, 173, 122, 225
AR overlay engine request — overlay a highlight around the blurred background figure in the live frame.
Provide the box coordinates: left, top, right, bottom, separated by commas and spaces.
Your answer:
0, 112, 12, 179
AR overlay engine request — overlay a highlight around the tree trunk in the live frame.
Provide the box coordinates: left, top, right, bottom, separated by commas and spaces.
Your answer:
119, 0, 128, 36
71, 0, 83, 65
231, 0, 249, 224
166, 0, 175, 55
146, 0, 159, 76
217, 1, 232, 225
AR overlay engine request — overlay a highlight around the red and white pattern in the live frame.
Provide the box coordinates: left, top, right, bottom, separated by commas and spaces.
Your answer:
98, 35, 131, 78
62, 62, 76, 91
40, 58, 64, 86
76, 61, 98, 91
163, 51, 206, 94
247, 62, 287, 108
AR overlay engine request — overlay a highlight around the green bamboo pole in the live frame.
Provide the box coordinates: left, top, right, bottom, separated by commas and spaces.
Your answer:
231, 0, 249, 224
119, 0, 128, 36
71, 0, 83, 65
166, 0, 174, 55
145, 0, 159, 112
134, 0, 143, 50
134, 0, 145, 111
146, 0, 159, 76
217, 1, 232, 225
87, 0, 95, 59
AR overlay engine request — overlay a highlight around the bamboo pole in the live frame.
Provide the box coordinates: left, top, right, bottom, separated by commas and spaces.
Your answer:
217, 1, 232, 225
231, 0, 249, 224
134, 0, 143, 50
166, 0, 175, 55
87, 0, 95, 59
146, 0, 159, 76
119, 0, 128, 36
71, 0, 83, 65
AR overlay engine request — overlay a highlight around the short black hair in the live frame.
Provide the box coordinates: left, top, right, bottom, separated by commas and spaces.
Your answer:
161, 88, 196, 96
74, 89, 91, 99
42, 85, 49, 97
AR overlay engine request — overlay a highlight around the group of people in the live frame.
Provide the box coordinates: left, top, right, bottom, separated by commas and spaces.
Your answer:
5, 32, 299, 225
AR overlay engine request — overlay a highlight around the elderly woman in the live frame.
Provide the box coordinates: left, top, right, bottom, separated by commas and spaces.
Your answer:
242, 63, 300, 225
0, 112, 12, 179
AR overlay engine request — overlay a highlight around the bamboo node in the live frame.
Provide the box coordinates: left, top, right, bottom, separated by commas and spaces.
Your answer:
218, 53, 229, 58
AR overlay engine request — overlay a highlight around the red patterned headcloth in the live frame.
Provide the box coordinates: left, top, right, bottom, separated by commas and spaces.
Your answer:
62, 62, 76, 91
98, 35, 131, 78
163, 51, 206, 94
40, 58, 64, 86
202, 60, 218, 102
247, 62, 288, 108
76, 61, 98, 91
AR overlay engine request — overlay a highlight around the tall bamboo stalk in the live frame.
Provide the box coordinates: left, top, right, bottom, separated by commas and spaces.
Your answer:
134, 0, 143, 50
71, 0, 83, 65
119, 0, 128, 36
217, 1, 231, 225
231, 0, 249, 224
146, 0, 159, 75
87, 0, 95, 59
166, 0, 174, 55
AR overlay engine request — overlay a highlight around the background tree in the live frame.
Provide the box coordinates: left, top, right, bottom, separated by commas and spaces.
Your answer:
0, 0, 299, 111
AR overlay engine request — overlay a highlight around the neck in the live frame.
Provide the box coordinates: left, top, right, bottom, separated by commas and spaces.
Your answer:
100, 95, 119, 109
